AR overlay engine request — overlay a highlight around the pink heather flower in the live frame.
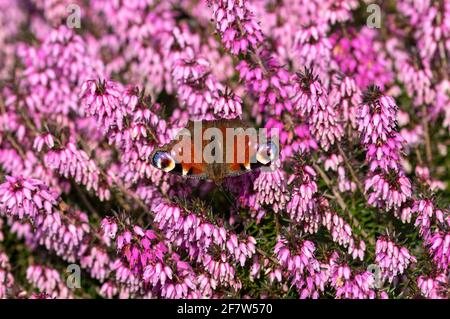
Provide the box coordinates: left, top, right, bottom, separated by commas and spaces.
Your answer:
26, 265, 73, 299
438, 80, 450, 131
398, 205, 414, 224
32, 0, 80, 24
159, 254, 200, 298
330, 28, 393, 89
365, 172, 412, 210
249, 256, 261, 281
417, 273, 449, 299
329, 252, 376, 299
293, 21, 332, 80
0, 252, 14, 299
365, 134, 403, 172
176, 75, 217, 119
80, 79, 126, 132
80, 247, 111, 282
310, 102, 344, 151
213, 88, 243, 119
108, 259, 144, 298
27, 209, 91, 263
151, 200, 255, 270
33, 133, 55, 152
101, 217, 118, 246
329, 75, 362, 130
172, 48, 210, 82
414, 4, 450, 64
253, 168, 290, 213
398, 61, 435, 107
396, 0, 430, 24
274, 238, 326, 299
265, 118, 317, 159
99, 281, 119, 299
292, 68, 343, 150
236, 50, 292, 116
0, 0, 25, 79
321, 199, 366, 260
209, 0, 264, 55
324, 153, 341, 171
358, 86, 413, 212
115, 225, 161, 275
358, 86, 398, 148
202, 253, 237, 287
400, 125, 424, 151
415, 166, 446, 192
375, 237, 417, 283
172, 44, 230, 119
267, 267, 283, 284
0, 176, 57, 220
286, 162, 321, 233
88, 1, 178, 95
81, 83, 171, 184
292, 68, 328, 116
336, 166, 357, 193
16, 26, 103, 116
425, 231, 450, 270
3, 179, 108, 281
143, 261, 174, 286
412, 199, 446, 238
325, 0, 358, 25
43, 142, 108, 199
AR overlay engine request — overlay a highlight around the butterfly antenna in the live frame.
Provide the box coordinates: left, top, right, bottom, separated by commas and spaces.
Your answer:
218, 183, 235, 205
207, 187, 219, 207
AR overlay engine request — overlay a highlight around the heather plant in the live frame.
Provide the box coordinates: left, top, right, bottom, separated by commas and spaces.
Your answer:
0, 0, 449, 299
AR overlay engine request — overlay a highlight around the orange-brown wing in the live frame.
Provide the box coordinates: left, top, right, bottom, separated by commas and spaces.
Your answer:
150, 120, 210, 179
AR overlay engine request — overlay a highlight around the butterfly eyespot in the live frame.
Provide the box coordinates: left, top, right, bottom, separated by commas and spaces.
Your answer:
239, 163, 251, 171
152, 151, 176, 172
256, 141, 278, 165
182, 166, 193, 176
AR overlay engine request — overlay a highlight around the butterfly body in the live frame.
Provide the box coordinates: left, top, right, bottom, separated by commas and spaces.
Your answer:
151, 119, 278, 184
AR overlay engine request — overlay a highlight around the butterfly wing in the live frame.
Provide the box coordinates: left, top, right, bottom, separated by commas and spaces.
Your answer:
150, 119, 279, 182
150, 121, 210, 179
220, 119, 257, 177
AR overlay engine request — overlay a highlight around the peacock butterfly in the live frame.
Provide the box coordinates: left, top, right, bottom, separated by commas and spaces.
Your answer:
150, 119, 279, 184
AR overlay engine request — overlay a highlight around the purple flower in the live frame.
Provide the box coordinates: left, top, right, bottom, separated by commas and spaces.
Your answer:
210, 0, 264, 55
0, 252, 14, 298
292, 68, 343, 150
329, 252, 376, 299
274, 238, 326, 299
213, 88, 243, 119
26, 265, 73, 299
375, 237, 416, 283
0, 176, 57, 220
358, 86, 398, 148
417, 273, 449, 299
253, 167, 289, 214
425, 231, 450, 271
80, 79, 125, 132
286, 163, 318, 229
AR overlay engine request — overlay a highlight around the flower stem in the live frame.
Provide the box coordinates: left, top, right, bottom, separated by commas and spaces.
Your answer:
313, 162, 374, 245
337, 144, 366, 196
421, 104, 433, 164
